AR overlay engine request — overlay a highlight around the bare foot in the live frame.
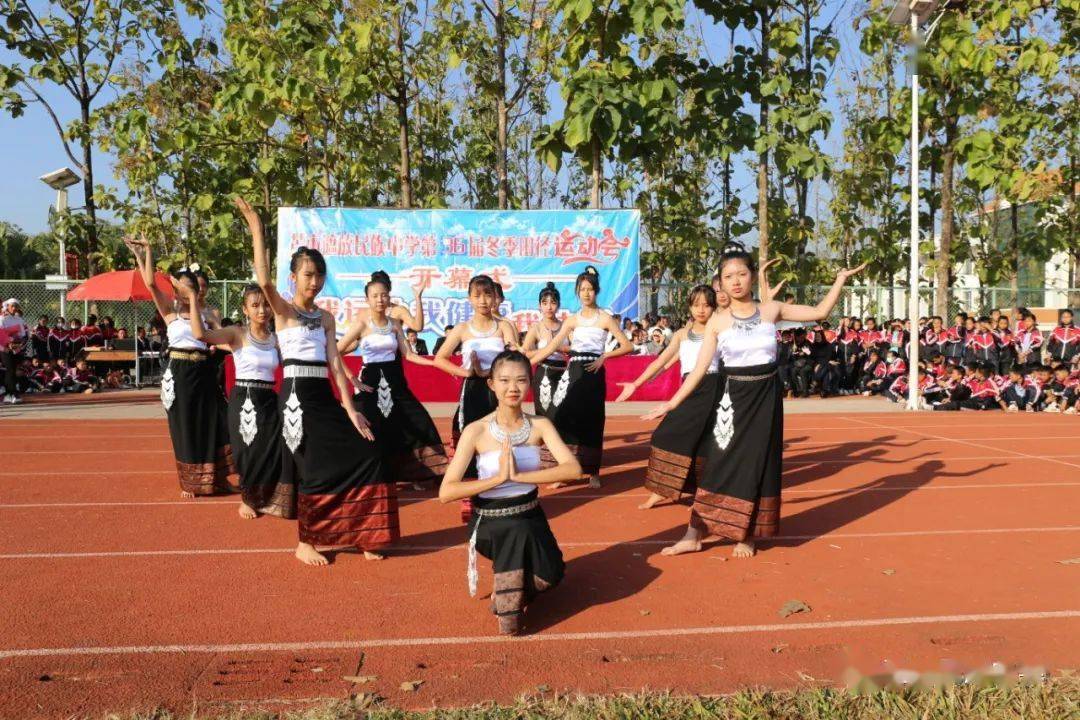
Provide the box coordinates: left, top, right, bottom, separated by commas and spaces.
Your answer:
363, 550, 385, 561
638, 492, 665, 510
587, 475, 601, 489
180, 490, 194, 499
660, 538, 702, 556
295, 542, 329, 566
732, 541, 756, 558
238, 502, 258, 519
550, 482, 567, 490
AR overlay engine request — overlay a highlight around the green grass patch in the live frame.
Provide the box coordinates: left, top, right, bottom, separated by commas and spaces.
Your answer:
116, 673, 1080, 720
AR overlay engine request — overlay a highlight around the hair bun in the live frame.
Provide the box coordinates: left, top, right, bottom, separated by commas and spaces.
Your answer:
721, 241, 747, 254
545, 281, 556, 290
585, 265, 598, 276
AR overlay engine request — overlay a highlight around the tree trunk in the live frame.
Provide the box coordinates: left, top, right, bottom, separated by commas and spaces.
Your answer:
395, 12, 413, 209
757, 3, 771, 263
80, 98, 98, 275
935, 117, 957, 318
589, 136, 602, 209
495, 0, 509, 209
1009, 201, 1020, 309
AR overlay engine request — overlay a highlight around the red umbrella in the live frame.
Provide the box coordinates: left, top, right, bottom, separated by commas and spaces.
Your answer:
66, 270, 175, 302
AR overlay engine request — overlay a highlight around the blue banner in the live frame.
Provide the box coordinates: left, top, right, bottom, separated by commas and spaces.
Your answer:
276, 208, 640, 346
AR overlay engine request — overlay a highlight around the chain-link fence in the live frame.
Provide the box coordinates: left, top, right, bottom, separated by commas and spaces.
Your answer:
2, 278, 1077, 333
641, 282, 1080, 326
0, 279, 254, 332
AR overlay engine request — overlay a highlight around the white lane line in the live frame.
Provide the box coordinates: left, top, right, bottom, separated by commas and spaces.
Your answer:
785, 436, 1080, 447
4, 482, 1079, 509
3, 526, 1078, 559
0, 471, 175, 477
848, 417, 1080, 470
785, 455, 1080, 466
2, 610, 1077, 659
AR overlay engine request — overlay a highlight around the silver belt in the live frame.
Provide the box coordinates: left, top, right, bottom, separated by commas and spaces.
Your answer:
235, 379, 274, 388
474, 497, 539, 518
569, 354, 600, 363
727, 369, 777, 382
283, 364, 328, 379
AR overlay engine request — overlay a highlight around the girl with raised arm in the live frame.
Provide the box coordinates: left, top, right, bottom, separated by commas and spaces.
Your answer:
175, 280, 294, 521
337, 273, 448, 490
617, 285, 719, 510
530, 266, 633, 488
354, 269, 426, 332
124, 237, 237, 498
644, 245, 865, 558
237, 197, 394, 566
434, 275, 520, 483
439, 350, 580, 635
520, 282, 571, 465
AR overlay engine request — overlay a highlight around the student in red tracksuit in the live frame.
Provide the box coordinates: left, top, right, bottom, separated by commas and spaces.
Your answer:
994, 316, 1015, 374
928, 353, 948, 380
998, 367, 1033, 412
1063, 370, 1080, 415
965, 316, 999, 369
1028, 366, 1051, 411
1013, 313, 1044, 372
1043, 365, 1075, 413
944, 312, 968, 363
921, 317, 944, 358
858, 349, 886, 395
882, 350, 907, 388
961, 365, 1000, 410
1046, 309, 1079, 367
932, 366, 972, 411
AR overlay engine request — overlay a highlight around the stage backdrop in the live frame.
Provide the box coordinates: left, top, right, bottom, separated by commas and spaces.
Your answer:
276, 208, 641, 348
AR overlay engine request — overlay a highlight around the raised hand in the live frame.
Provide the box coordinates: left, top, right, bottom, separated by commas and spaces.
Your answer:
233, 196, 263, 234
170, 276, 196, 301
837, 262, 869, 282
759, 258, 787, 302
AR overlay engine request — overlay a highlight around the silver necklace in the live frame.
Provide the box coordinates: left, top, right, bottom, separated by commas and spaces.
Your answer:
731, 308, 761, 335
295, 307, 323, 330
247, 330, 274, 348
687, 329, 704, 342
469, 317, 498, 338
488, 415, 532, 446
370, 317, 393, 335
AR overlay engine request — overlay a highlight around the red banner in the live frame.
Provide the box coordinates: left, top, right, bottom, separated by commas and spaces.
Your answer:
225, 354, 681, 403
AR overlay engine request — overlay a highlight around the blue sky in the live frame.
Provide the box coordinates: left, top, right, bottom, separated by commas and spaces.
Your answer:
0, 0, 867, 236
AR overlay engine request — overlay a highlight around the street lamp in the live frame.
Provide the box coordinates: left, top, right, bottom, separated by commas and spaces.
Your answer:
887, 1, 942, 411
39, 167, 81, 319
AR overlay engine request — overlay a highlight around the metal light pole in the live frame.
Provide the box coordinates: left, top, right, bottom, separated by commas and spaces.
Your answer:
39, 167, 82, 320
888, 1, 942, 411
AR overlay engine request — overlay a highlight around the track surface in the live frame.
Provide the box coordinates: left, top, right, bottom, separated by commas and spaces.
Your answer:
1, 410, 1078, 717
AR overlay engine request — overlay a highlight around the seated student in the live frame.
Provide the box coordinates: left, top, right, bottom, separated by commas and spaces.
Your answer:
1063, 368, 1080, 415
916, 367, 945, 409
999, 367, 1033, 412
65, 359, 101, 394
883, 371, 908, 403
33, 361, 63, 393
1043, 365, 1075, 413
961, 364, 1000, 410
809, 326, 840, 398
933, 366, 972, 411
438, 350, 580, 635
1029, 365, 1053, 411
883, 349, 907, 386
859, 349, 887, 395
790, 328, 813, 397
927, 352, 949, 380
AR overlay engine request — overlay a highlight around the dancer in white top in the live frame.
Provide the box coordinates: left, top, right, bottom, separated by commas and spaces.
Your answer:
439, 349, 580, 635
238, 197, 393, 567
529, 266, 633, 488
337, 272, 448, 490
644, 245, 865, 558
174, 281, 294, 521
125, 237, 237, 498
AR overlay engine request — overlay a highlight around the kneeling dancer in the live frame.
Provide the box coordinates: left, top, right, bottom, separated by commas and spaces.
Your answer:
439, 350, 580, 634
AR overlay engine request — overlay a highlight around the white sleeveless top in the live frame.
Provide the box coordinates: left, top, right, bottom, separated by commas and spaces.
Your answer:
537, 321, 567, 362
359, 324, 398, 364
233, 334, 279, 381
679, 332, 720, 375
167, 316, 206, 351
278, 323, 327, 362
476, 445, 540, 499
461, 322, 505, 371
570, 312, 607, 355
718, 310, 778, 367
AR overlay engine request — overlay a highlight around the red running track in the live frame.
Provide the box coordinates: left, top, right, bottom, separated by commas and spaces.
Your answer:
0, 411, 1078, 716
